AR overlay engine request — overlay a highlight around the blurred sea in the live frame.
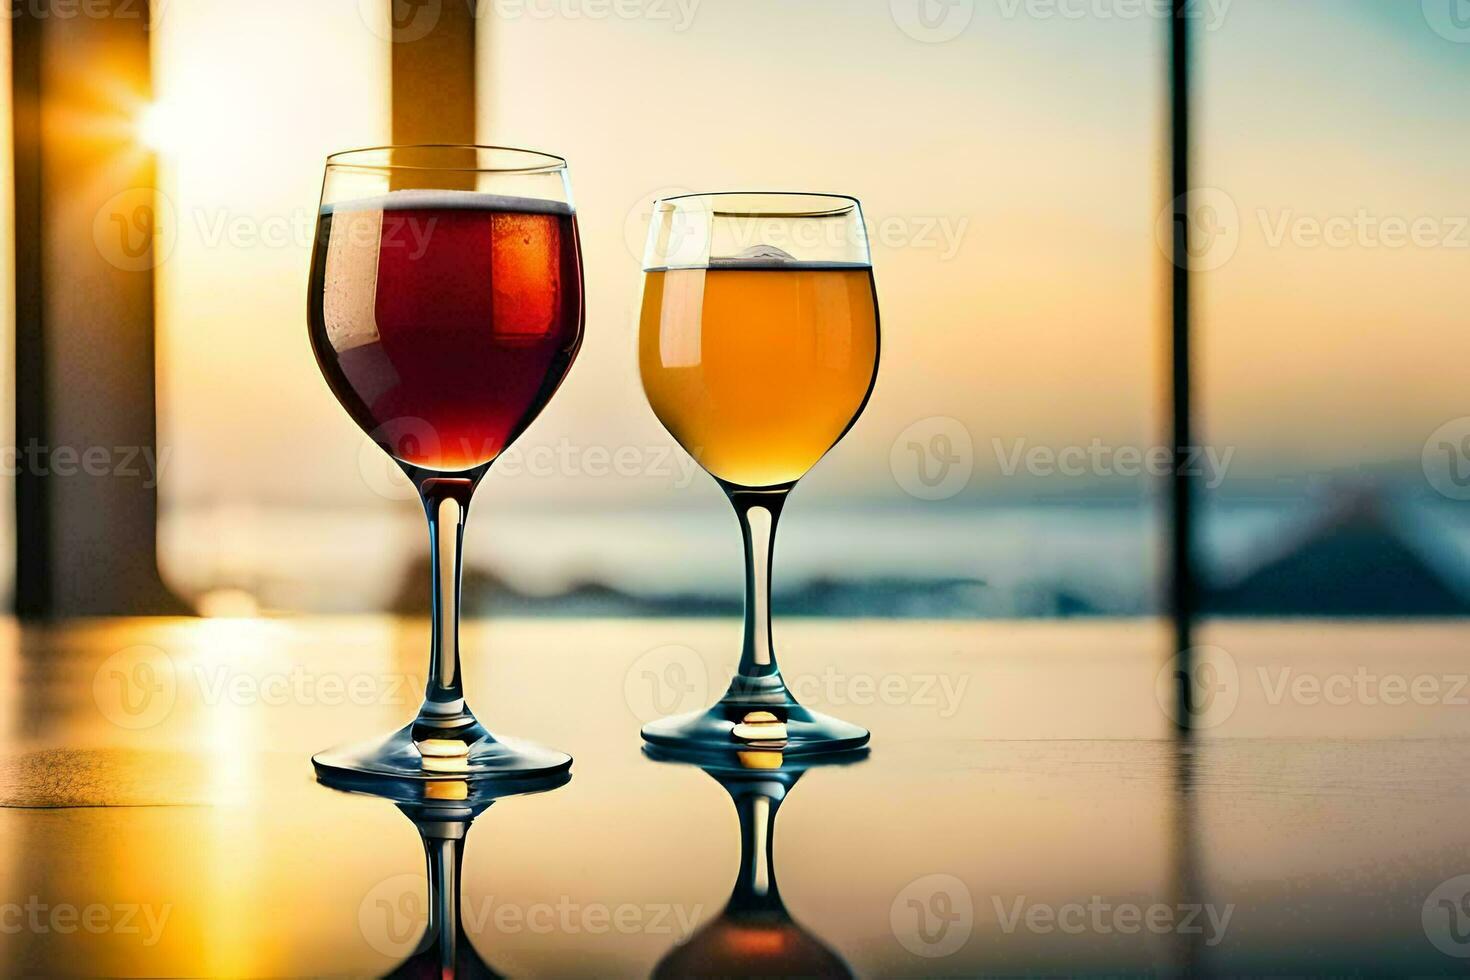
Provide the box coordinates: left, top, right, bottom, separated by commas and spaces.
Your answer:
161, 492, 1470, 618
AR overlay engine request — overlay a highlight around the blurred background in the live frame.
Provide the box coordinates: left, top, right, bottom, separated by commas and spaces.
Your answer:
4, 0, 1469, 621
2, 6, 1469, 976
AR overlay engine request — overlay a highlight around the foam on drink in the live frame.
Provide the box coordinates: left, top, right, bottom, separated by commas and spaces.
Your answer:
322, 188, 575, 217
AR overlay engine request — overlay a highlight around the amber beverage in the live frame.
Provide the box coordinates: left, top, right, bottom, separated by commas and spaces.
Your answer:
639, 260, 878, 489
635, 192, 879, 756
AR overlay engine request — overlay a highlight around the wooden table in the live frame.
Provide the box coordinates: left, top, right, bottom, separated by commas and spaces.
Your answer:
0, 617, 1466, 976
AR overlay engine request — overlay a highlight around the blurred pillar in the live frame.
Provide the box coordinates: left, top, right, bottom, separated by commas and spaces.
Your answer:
11, 0, 185, 617
392, 0, 477, 145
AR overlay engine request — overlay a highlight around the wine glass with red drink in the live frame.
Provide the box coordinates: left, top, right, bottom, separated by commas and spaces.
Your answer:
307, 145, 582, 783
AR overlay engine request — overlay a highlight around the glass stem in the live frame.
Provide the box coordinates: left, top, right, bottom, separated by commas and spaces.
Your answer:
730, 785, 786, 909
724, 486, 794, 704
414, 477, 479, 740
413, 820, 469, 969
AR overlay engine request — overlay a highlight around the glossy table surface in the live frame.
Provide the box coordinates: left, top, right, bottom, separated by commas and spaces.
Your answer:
0, 616, 1468, 977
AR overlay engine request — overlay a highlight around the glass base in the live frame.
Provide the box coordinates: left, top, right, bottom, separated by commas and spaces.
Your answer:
642, 699, 870, 756
312, 720, 571, 784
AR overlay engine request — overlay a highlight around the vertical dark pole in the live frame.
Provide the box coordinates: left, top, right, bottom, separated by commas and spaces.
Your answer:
11, 0, 185, 617
1166, 16, 1203, 971
11, 5, 47, 616
391, 0, 477, 146
1169, 0, 1196, 730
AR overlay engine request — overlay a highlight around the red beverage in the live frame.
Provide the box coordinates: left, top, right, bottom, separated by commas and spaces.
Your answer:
308, 190, 583, 472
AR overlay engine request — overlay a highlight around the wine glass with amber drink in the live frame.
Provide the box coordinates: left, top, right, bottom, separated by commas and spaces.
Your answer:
638, 193, 878, 753
307, 145, 582, 782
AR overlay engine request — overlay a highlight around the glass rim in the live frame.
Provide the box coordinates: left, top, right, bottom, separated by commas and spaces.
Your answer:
656, 191, 861, 219
324, 144, 568, 175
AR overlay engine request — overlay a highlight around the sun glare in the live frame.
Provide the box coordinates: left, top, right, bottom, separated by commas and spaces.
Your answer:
136, 100, 180, 154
